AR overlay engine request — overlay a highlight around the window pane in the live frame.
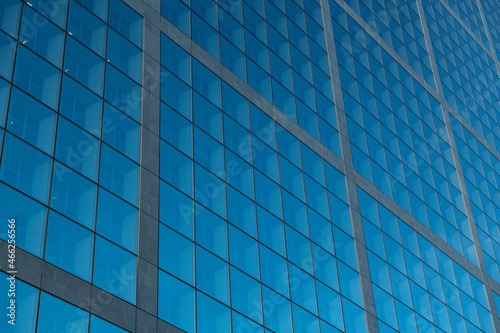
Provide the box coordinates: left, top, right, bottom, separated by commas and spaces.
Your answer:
0, 133, 52, 203
102, 102, 140, 162
64, 36, 104, 95
99, 144, 139, 206
107, 28, 142, 83
109, 0, 143, 47
158, 272, 195, 333
59, 75, 102, 135
0, 0, 21, 38
45, 210, 94, 281
0, 273, 38, 333
14, 46, 60, 109
196, 246, 229, 304
37, 292, 88, 333
55, 117, 100, 181
19, 5, 65, 67
51, 162, 97, 229
197, 292, 231, 333
160, 102, 193, 156
195, 203, 228, 259
96, 188, 138, 253
0, 183, 46, 257
160, 140, 193, 196
93, 236, 136, 303
7, 87, 56, 155
0, 30, 15, 80
159, 225, 194, 285
105, 65, 141, 122
67, 0, 106, 56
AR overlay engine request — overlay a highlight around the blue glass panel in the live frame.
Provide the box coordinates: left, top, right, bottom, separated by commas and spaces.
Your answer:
7, 87, 56, 155
159, 224, 194, 285
0, 133, 52, 203
37, 292, 88, 332
0, 183, 46, 257
0, 273, 38, 332
102, 102, 140, 162
96, 188, 138, 253
93, 236, 136, 303
67, 0, 106, 56
45, 210, 93, 281
196, 246, 229, 304
109, 0, 143, 47
158, 272, 195, 333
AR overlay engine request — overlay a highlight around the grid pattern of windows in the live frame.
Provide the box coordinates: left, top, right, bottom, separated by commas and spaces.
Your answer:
335, 0, 436, 88
332, 1, 475, 261
423, 0, 500, 151
450, 116, 500, 284
160, 0, 342, 156
0, 0, 143, 311
359, 187, 494, 332
2, 0, 500, 332
158, 32, 363, 332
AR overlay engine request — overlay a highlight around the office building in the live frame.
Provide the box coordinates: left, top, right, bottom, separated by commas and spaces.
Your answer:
1, 0, 500, 332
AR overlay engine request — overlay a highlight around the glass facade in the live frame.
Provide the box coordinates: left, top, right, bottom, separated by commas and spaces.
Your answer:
1, 0, 500, 332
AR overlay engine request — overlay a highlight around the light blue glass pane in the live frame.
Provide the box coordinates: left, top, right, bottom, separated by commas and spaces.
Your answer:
286, 225, 312, 274
279, 156, 305, 200
342, 297, 367, 333
160, 140, 193, 196
257, 205, 285, 256
60, 75, 102, 135
222, 82, 249, 128
160, 102, 192, 156
107, 28, 142, 83
55, 117, 100, 181
93, 236, 136, 303
197, 292, 231, 333
161, 33, 191, 84
45, 210, 93, 281
161, 0, 190, 36
96, 188, 138, 253
316, 281, 343, 329
75, 0, 108, 21
228, 224, 260, 279
100, 144, 139, 206
247, 59, 272, 102
0, 0, 21, 38
193, 59, 221, 107
0, 272, 38, 333
0, 31, 15, 80
0, 183, 46, 257
19, 5, 65, 67
195, 202, 227, 259
64, 36, 104, 95
282, 190, 308, 236
161, 68, 192, 119
109, 0, 143, 47
223, 115, 252, 161
14, 46, 60, 109
254, 170, 282, 219
232, 311, 263, 333
313, 244, 338, 291
261, 285, 293, 332
193, 92, 223, 142
67, 0, 106, 56
159, 180, 194, 239
225, 148, 255, 198
259, 245, 289, 297
102, 102, 140, 162
194, 163, 226, 219
337, 261, 363, 306
191, 12, 219, 59
28, 0, 68, 28
196, 246, 229, 304
158, 272, 195, 333
50, 162, 97, 229
159, 224, 194, 285
252, 135, 279, 182
105, 65, 141, 122
0, 134, 52, 203
292, 303, 320, 333
227, 185, 256, 236
37, 292, 88, 333
90, 315, 128, 333
289, 264, 318, 315
230, 267, 263, 323
7, 87, 56, 155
